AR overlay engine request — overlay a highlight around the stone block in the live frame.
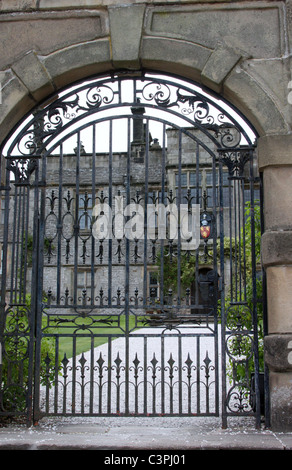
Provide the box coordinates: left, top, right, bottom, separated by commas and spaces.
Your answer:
0, 69, 35, 144
258, 135, 292, 170
201, 45, 241, 93
263, 166, 292, 231
0, 0, 37, 10
146, 5, 283, 59
38, 0, 103, 8
0, 10, 106, 71
141, 37, 211, 83
242, 58, 292, 132
265, 334, 292, 372
269, 371, 292, 431
109, 5, 145, 68
261, 231, 292, 267
223, 68, 288, 136
42, 39, 112, 88
266, 266, 292, 334
11, 51, 54, 101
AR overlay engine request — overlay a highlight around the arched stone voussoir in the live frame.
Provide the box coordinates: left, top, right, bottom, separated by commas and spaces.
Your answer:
41, 38, 113, 89
140, 36, 212, 84
223, 66, 289, 137
0, 69, 36, 146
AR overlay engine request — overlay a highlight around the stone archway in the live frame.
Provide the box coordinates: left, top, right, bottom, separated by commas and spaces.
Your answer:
0, 1, 291, 431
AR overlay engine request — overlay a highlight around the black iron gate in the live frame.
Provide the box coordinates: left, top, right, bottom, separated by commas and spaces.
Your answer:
0, 72, 263, 427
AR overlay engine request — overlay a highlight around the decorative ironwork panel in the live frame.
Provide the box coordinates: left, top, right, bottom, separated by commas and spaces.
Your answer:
40, 332, 218, 417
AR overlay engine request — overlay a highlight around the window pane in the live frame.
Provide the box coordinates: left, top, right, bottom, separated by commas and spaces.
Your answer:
189, 172, 197, 186
176, 173, 187, 187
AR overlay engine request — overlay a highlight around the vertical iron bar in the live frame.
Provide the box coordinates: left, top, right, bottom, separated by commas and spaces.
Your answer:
10, 185, 18, 303
18, 185, 26, 301
143, 119, 149, 307
72, 336, 76, 414
229, 173, 233, 301
14, 184, 22, 303
195, 143, 200, 309
196, 336, 200, 413
90, 335, 94, 414
238, 178, 242, 301
73, 133, 80, 305
187, 352, 192, 415
249, 150, 261, 429
124, 117, 131, 415
108, 121, 113, 306
91, 126, 96, 305
219, 160, 227, 428
107, 337, 112, 414
206, 354, 210, 414
178, 334, 182, 415
152, 353, 156, 415
118, 78, 122, 104
134, 353, 139, 414
144, 336, 147, 414
54, 336, 59, 414
169, 354, 173, 415
133, 78, 137, 103
56, 144, 63, 304
161, 334, 165, 415
241, 178, 247, 301
22, 185, 30, 301
233, 176, 238, 302
62, 353, 67, 415
159, 124, 166, 308
212, 155, 219, 416
81, 355, 85, 415
177, 130, 182, 308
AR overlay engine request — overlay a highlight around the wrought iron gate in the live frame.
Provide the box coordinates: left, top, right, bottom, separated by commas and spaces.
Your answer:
0, 72, 263, 427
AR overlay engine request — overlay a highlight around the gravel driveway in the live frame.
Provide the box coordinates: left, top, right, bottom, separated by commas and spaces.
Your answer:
40, 325, 222, 418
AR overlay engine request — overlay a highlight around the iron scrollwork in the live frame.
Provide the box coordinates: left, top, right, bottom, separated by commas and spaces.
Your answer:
140, 79, 242, 148
218, 149, 251, 178
225, 303, 255, 415
13, 83, 116, 157
7, 75, 250, 158
6, 157, 38, 185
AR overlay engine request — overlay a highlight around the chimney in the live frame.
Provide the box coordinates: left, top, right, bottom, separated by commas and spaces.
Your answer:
131, 101, 145, 144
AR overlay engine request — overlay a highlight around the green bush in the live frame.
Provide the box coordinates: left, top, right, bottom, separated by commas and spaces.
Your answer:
224, 201, 264, 385
1, 295, 58, 413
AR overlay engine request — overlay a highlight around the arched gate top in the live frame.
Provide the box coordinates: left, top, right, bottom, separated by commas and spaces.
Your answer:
2, 71, 257, 158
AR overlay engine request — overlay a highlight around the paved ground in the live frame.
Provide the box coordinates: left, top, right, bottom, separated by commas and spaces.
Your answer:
1, 416, 292, 451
